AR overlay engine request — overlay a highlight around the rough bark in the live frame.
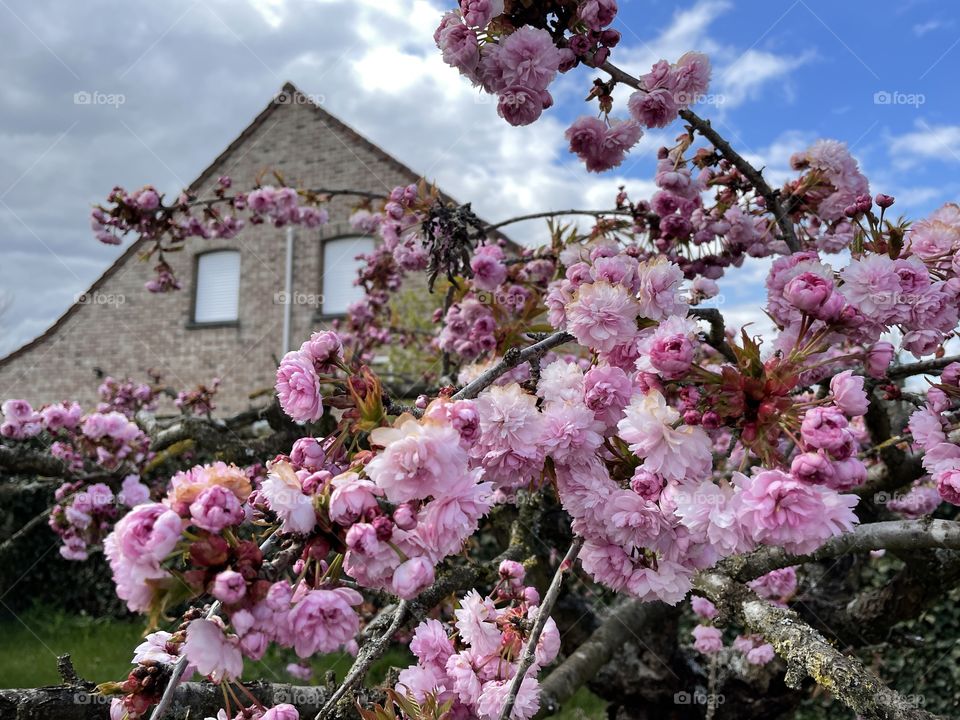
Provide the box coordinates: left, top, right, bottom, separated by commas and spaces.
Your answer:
696, 571, 942, 720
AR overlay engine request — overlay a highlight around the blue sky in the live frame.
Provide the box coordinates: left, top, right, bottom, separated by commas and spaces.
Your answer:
1, 0, 958, 357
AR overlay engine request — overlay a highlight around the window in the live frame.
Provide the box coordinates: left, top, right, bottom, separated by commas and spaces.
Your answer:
193, 251, 241, 324
321, 236, 375, 316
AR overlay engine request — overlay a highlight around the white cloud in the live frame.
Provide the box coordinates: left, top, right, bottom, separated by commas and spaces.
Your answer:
889, 122, 960, 167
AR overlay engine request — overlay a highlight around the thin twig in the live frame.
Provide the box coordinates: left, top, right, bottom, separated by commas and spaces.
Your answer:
599, 60, 800, 254
453, 332, 574, 401
315, 600, 410, 720
498, 537, 584, 720
484, 209, 633, 232
149, 533, 279, 720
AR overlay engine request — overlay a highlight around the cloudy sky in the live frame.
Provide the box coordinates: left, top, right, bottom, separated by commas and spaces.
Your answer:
1, 0, 959, 356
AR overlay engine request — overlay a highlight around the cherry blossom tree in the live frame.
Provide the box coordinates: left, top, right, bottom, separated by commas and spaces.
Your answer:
4, 2, 960, 719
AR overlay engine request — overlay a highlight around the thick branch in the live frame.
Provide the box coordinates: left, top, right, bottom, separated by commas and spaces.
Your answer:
888, 355, 960, 379
453, 332, 574, 400
0, 444, 68, 476
696, 571, 941, 720
721, 519, 960, 582
536, 599, 672, 717
0, 682, 331, 720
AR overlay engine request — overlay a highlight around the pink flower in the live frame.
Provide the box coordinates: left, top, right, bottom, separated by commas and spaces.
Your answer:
791, 451, 836, 486
746, 643, 775, 665
691, 596, 717, 620
275, 350, 323, 423
908, 407, 946, 449
446, 651, 484, 706
540, 401, 604, 462
692, 624, 723, 654
566, 281, 640, 353
477, 677, 540, 720
286, 663, 312, 681
800, 407, 854, 457
211, 569, 247, 604
783, 271, 835, 316
840, 255, 901, 320
111, 502, 182, 564
830, 371, 868, 417
670, 480, 749, 554
391, 557, 436, 599
736, 470, 858, 555
454, 589, 501, 655
498, 559, 526, 589
497, 26, 562, 92
260, 461, 316, 534
328, 472, 381, 525
471, 244, 508, 291
497, 87, 545, 127
635, 258, 687, 320
865, 341, 894, 379
470, 384, 546, 491
617, 391, 713, 482
190, 485, 244, 532
583, 364, 632, 426
578, 0, 617, 30
748, 566, 797, 601
438, 20, 480, 75
461, 0, 503, 27
299, 331, 343, 371
410, 618, 455, 669
673, 51, 712, 99
182, 618, 243, 682
566, 117, 643, 172
288, 588, 362, 657
936, 465, 960, 506
262, 705, 300, 720
639, 316, 698, 379
415, 476, 493, 560
367, 418, 468, 503
396, 664, 447, 703
628, 88, 678, 129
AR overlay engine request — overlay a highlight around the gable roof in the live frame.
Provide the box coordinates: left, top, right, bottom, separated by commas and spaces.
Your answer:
0, 82, 516, 368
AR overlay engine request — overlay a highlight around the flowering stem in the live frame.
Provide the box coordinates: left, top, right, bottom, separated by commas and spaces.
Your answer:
483, 208, 634, 232
497, 537, 584, 720
147, 532, 279, 720
599, 59, 801, 254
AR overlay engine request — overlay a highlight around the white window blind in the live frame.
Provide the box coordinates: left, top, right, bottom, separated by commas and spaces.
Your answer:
194, 251, 241, 323
322, 236, 374, 315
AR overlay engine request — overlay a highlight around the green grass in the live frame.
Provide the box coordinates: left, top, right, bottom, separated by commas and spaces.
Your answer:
0, 607, 606, 720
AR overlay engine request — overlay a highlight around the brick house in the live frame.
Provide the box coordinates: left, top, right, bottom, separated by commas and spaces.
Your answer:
0, 83, 498, 416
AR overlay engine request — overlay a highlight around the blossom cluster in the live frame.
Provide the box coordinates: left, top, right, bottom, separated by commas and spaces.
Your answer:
395, 563, 559, 720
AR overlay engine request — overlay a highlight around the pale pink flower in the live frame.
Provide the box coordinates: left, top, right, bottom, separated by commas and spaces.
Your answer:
692, 624, 723, 654
183, 618, 243, 682
477, 677, 540, 720
635, 258, 688, 320
261, 461, 316, 534
617, 391, 713, 482
565, 281, 640, 353
470, 384, 546, 490
830, 371, 869, 417
275, 350, 323, 423
288, 587, 362, 657
328, 472, 381, 525
391, 557, 436, 599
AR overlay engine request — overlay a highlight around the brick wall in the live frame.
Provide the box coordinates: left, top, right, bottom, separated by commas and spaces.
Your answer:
0, 91, 425, 416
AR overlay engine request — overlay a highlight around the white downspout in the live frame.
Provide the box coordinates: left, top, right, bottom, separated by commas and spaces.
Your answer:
282, 226, 294, 355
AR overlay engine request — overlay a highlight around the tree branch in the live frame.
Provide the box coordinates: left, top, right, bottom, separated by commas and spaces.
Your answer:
695, 571, 942, 720
453, 332, 574, 401
720, 519, 960, 582
499, 537, 583, 720
599, 60, 801, 254
536, 599, 672, 717
888, 355, 960, 379
484, 209, 633, 232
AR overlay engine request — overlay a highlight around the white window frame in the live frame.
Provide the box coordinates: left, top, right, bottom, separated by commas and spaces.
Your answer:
320, 236, 375, 316
192, 250, 241, 324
